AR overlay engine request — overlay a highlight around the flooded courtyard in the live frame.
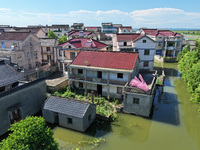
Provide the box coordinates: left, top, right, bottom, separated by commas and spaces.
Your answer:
53, 61, 200, 150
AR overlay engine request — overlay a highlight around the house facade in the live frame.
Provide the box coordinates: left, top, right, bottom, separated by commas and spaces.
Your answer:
101, 23, 119, 34
0, 32, 42, 80
123, 70, 157, 117
68, 30, 98, 40
40, 38, 58, 65
71, 23, 84, 31
43, 96, 96, 132
51, 24, 70, 38
140, 29, 183, 59
113, 33, 156, 70
68, 51, 140, 99
118, 26, 133, 33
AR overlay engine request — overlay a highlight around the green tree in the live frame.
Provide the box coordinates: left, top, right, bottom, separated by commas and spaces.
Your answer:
0, 116, 58, 150
59, 35, 68, 44
48, 30, 58, 38
176, 44, 190, 61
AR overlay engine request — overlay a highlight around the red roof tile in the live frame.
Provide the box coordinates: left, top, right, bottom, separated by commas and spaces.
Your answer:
72, 51, 139, 70
142, 29, 158, 34
59, 38, 108, 49
149, 30, 182, 37
0, 32, 31, 41
117, 33, 143, 41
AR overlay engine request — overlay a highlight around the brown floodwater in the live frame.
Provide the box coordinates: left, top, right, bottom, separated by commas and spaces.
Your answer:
53, 61, 200, 150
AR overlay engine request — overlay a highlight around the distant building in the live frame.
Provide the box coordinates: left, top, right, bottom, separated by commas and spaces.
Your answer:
139, 28, 183, 59
68, 30, 98, 40
71, 23, 84, 31
85, 26, 101, 32
43, 96, 96, 132
118, 26, 133, 33
68, 51, 140, 99
123, 70, 157, 117
0, 32, 42, 80
101, 23, 121, 34
113, 33, 156, 70
14, 27, 46, 38
51, 24, 70, 38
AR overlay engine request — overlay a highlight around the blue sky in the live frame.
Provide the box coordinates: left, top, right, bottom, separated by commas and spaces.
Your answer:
0, 0, 200, 28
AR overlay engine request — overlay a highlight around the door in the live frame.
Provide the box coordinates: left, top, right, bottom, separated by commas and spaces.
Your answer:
97, 84, 102, 96
55, 112, 59, 124
97, 71, 102, 78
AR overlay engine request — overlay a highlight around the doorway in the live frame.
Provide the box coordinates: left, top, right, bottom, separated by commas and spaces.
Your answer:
97, 71, 102, 78
97, 84, 102, 96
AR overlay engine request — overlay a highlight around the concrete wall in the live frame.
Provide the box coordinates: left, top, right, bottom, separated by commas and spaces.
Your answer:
123, 93, 153, 117
42, 109, 55, 123
0, 79, 46, 136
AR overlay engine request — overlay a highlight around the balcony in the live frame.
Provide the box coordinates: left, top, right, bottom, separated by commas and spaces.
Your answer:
70, 74, 127, 85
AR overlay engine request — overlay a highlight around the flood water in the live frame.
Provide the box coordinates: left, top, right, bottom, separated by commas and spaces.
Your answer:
54, 61, 200, 150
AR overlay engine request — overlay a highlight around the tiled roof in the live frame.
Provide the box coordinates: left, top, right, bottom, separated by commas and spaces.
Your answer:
149, 30, 183, 37
43, 96, 91, 118
0, 32, 30, 41
117, 33, 143, 41
72, 51, 139, 70
0, 62, 24, 87
14, 27, 42, 34
59, 38, 108, 49
142, 29, 158, 34
119, 26, 133, 30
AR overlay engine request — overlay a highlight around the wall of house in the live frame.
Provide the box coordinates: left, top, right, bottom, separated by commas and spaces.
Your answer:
0, 79, 46, 136
82, 104, 96, 131
36, 30, 46, 38
123, 92, 154, 117
42, 109, 55, 123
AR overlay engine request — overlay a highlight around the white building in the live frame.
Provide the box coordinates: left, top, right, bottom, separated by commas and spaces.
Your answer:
68, 50, 140, 99
113, 33, 156, 70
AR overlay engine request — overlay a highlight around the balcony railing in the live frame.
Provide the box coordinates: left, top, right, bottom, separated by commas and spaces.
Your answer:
70, 74, 127, 85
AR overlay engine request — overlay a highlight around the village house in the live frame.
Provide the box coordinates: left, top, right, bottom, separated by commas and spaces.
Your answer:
0, 78, 46, 136
51, 24, 70, 38
14, 27, 46, 38
42, 96, 96, 132
101, 23, 121, 34
67, 30, 98, 40
0, 31, 42, 80
138, 28, 183, 60
123, 70, 157, 117
71, 23, 84, 31
113, 33, 156, 70
118, 26, 133, 33
0, 60, 24, 93
55, 38, 108, 73
85, 26, 102, 33
40, 38, 58, 65
68, 51, 140, 99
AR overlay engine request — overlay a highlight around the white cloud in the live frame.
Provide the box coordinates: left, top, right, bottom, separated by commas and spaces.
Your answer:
0, 8, 200, 28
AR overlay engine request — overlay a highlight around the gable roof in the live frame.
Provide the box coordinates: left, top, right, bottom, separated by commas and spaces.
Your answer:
0, 32, 31, 41
71, 51, 139, 70
0, 61, 24, 87
117, 33, 144, 42
142, 29, 158, 34
43, 96, 91, 118
148, 30, 183, 37
14, 27, 45, 34
59, 38, 108, 49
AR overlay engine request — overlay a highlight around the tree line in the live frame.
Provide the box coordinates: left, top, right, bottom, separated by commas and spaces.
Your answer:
177, 39, 200, 106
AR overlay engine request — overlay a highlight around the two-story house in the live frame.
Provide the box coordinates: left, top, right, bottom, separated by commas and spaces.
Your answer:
139, 28, 183, 59
40, 38, 58, 65
51, 24, 70, 38
0, 32, 42, 80
113, 33, 156, 70
68, 51, 140, 99
118, 26, 133, 33
14, 27, 46, 38
71, 23, 84, 31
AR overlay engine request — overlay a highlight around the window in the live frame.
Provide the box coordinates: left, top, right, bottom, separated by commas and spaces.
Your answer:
144, 49, 150, 55
97, 71, 102, 78
59, 50, 65, 57
143, 61, 149, 67
79, 82, 83, 88
27, 52, 31, 59
34, 52, 38, 59
124, 42, 127, 46
13, 43, 17, 47
70, 52, 76, 60
29, 64, 32, 69
143, 40, 146, 43
133, 98, 139, 104
117, 73, 123, 78
18, 55, 22, 61
46, 47, 50, 51
30, 42, 33, 48
9, 108, 21, 124
158, 42, 162, 46
78, 69, 83, 74
117, 87, 122, 94
135, 49, 139, 52
88, 114, 91, 121
68, 45, 71, 48
68, 118, 73, 124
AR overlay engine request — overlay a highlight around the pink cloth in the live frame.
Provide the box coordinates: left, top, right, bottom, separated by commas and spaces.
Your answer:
129, 74, 149, 91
